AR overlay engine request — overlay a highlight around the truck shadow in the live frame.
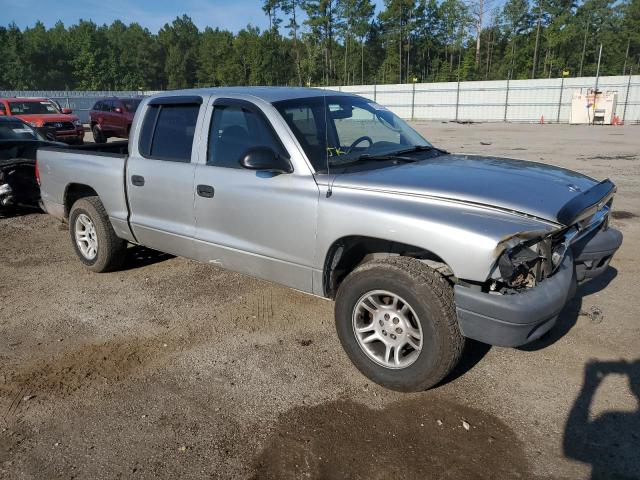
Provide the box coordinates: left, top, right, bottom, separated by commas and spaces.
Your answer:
563, 359, 640, 480
0, 206, 42, 219
442, 266, 618, 387
120, 245, 174, 271
519, 266, 618, 351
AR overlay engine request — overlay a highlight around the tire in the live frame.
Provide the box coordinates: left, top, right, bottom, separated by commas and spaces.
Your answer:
92, 124, 107, 144
68, 196, 126, 272
335, 257, 464, 392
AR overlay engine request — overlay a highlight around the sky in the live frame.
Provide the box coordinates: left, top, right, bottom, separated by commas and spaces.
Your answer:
1, 0, 388, 33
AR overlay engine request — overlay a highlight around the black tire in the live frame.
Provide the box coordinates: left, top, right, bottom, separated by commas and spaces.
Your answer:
92, 124, 107, 144
68, 196, 126, 272
335, 257, 464, 392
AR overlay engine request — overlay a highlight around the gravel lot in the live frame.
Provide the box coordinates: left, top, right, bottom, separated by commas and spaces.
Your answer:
1, 122, 639, 479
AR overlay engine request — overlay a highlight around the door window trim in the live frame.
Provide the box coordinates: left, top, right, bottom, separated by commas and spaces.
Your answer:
138, 99, 202, 163
206, 97, 291, 170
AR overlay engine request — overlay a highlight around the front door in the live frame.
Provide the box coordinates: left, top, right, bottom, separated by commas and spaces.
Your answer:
127, 96, 205, 259
193, 98, 319, 292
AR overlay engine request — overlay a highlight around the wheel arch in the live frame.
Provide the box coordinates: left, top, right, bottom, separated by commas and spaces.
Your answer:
322, 235, 453, 299
63, 183, 99, 219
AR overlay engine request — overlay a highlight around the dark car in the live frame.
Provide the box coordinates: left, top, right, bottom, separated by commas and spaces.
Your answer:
0, 116, 64, 210
89, 97, 142, 143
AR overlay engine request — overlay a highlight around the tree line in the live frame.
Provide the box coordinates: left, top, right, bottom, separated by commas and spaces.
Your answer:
1, 0, 639, 91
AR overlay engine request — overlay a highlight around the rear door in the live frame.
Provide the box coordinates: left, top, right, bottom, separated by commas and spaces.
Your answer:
192, 97, 319, 292
126, 96, 205, 259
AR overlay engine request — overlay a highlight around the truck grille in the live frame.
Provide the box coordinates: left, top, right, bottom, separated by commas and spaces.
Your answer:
44, 121, 75, 131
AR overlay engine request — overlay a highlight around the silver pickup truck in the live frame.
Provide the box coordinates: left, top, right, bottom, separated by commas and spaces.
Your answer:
37, 87, 622, 391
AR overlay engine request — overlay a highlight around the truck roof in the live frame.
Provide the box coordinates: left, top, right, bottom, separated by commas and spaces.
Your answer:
148, 87, 352, 103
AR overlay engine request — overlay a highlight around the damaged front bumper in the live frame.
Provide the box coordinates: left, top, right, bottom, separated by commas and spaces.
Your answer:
453, 226, 622, 347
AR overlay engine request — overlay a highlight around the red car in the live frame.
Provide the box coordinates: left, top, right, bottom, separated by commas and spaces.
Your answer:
0, 97, 84, 144
89, 97, 142, 143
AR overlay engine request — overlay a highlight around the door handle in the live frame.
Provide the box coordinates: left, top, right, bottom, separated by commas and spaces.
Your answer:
131, 175, 145, 186
197, 184, 215, 198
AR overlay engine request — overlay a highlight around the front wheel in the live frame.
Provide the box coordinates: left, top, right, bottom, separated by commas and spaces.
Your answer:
69, 196, 126, 272
335, 257, 464, 392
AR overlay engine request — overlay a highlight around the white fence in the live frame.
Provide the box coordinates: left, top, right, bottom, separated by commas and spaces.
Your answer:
3, 75, 639, 124
327, 75, 640, 124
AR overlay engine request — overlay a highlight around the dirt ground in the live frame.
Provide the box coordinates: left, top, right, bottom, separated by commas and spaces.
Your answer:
1, 122, 639, 480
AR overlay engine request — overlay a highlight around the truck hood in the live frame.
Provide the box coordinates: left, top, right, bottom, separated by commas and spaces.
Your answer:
15, 113, 79, 124
332, 154, 599, 224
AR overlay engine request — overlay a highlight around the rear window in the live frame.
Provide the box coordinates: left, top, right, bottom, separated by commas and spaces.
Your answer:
139, 103, 200, 162
123, 99, 141, 112
0, 120, 39, 140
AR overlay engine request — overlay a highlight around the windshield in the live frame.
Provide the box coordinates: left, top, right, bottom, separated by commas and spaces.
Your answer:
0, 120, 40, 140
9, 100, 61, 115
273, 95, 431, 172
123, 99, 141, 112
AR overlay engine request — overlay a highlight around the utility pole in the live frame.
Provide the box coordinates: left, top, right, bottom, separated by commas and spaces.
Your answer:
579, 22, 589, 77
622, 37, 630, 75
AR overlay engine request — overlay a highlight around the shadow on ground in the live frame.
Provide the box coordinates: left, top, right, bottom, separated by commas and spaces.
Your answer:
520, 267, 618, 351
564, 359, 640, 480
252, 396, 534, 480
120, 245, 174, 271
0, 206, 41, 219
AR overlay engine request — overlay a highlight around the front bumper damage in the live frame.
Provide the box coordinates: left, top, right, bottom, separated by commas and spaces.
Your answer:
454, 226, 622, 347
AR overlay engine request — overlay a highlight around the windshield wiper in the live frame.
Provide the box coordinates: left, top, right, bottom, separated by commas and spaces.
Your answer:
356, 152, 417, 162
393, 145, 447, 155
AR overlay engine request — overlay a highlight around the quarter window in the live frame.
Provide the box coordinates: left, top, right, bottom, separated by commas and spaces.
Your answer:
139, 103, 200, 162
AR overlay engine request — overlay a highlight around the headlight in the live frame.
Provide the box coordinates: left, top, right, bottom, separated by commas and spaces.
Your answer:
73, 120, 82, 127
493, 232, 554, 290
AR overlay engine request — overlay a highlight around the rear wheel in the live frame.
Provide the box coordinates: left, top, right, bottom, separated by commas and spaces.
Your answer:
92, 124, 107, 144
69, 196, 126, 272
335, 257, 464, 392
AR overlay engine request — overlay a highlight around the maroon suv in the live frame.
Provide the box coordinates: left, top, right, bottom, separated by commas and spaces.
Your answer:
89, 97, 142, 143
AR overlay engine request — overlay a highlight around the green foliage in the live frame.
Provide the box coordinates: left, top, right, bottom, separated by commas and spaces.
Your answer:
0, 2, 637, 91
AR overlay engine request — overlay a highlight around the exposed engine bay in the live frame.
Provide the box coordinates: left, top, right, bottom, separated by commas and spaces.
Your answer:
0, 140, 58, 210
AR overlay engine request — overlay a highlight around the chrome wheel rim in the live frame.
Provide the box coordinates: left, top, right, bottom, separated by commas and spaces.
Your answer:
352, 290, 423, 369
75, 213, 98, 260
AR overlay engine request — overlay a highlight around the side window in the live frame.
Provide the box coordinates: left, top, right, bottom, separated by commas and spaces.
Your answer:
92, 102, 100, 111
281, 106, 320, 148
207, 104, 284, 168
139, 103, 200, 162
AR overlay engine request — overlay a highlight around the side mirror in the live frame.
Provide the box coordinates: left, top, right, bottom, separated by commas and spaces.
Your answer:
114, 107, 123, 114
61, 108, 72, 114
239, 147, 292, 174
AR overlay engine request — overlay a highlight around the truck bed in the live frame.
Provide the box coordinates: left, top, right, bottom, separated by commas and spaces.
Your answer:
37, 141, 134, 241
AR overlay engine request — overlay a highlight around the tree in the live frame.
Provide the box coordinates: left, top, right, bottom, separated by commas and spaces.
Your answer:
158, 15, 199, 89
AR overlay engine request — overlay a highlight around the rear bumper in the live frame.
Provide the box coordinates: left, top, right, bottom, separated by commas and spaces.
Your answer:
454, 227, 622, 347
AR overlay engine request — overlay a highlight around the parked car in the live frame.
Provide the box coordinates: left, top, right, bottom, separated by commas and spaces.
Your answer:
0, 116, 65, 210
0, 97, 84, 144
89, 97, 142, 143
37, 88, 622, 391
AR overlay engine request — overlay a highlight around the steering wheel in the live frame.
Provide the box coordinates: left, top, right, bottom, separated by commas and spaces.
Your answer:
346, 135, 373, 154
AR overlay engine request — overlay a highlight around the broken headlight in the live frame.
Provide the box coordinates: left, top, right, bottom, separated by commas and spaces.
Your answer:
492, 233, 559, 290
